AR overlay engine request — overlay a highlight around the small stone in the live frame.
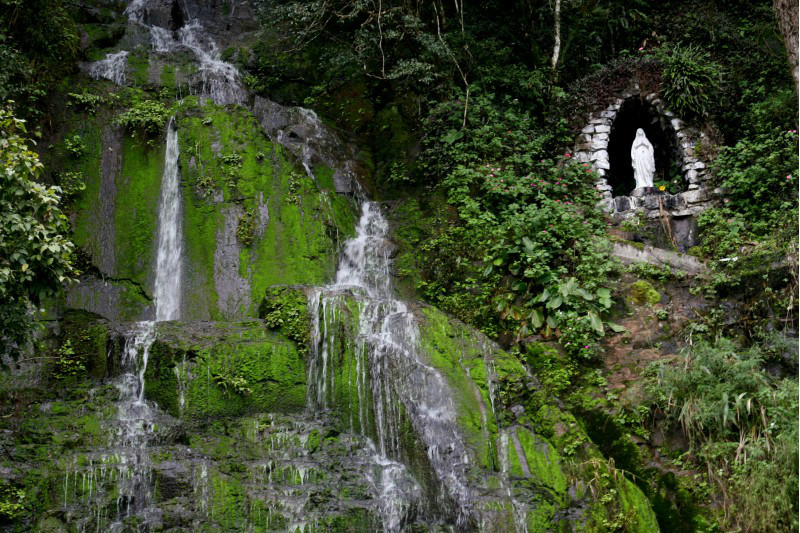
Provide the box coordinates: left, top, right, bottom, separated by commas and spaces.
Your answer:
581, 125, 595, 134
593, 133, 609, 141
591, 138, 608, 150
599, 198, 615, 213
687, 184, 700, 190
575, 152, 591, 163
686, 169, 698, 181
600, 110, 616, 118
595, 124, 611, 133
671, 118, 683, 130
692, 161, 706, 170
596, 168, 606, 177
614, 196, 632, 212
682, 189, 707, 204
595, 159, 610, 170
591, 150, 609, 161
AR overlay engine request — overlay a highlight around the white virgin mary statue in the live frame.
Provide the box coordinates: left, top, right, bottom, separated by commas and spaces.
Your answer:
631, 128, 655, 189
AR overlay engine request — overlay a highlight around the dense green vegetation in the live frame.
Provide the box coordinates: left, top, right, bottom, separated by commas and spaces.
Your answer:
0, 0, 796, 530
248, 0, 798, 529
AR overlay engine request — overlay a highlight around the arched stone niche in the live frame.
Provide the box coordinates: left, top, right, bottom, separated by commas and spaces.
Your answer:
574, 87, 717, 221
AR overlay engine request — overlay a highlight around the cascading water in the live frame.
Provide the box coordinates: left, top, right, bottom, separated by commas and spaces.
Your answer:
309, 202, 482, 530
105, 116, 183, 530
126, 0, 247, 105
153, 117, 183, 321
88, 51, 129, 85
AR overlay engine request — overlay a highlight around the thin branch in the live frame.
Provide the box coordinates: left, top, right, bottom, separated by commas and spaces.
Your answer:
433, 1, 470, 128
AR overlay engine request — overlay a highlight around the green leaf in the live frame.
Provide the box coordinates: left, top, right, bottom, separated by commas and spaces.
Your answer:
546, 295, 563, 309
442, 129, 464, 144
607, 322, 626, 333
530, 308, 544, 328
588, 311, 604, 334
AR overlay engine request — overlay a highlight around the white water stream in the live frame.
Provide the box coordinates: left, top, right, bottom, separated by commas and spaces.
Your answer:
309, 202, 483, 530
107, 115, 182, 529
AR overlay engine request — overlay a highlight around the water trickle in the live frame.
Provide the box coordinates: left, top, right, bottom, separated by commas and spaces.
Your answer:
102, 115, 183, 530
88, 51, 129, 85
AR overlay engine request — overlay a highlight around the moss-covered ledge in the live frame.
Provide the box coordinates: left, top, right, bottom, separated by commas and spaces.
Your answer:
145, 320, 307, 421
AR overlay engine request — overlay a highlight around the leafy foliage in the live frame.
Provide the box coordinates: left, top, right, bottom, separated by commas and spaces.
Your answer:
114, 99, 171, 137
654, 44, 720, 118
712, 130, 798, 229
644, 339, 798, 531
0, 105, 74, 356
236, 209, 256, 246
52, 339, 85, 380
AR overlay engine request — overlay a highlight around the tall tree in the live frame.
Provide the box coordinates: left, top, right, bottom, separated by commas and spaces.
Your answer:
773, 0, 799, 91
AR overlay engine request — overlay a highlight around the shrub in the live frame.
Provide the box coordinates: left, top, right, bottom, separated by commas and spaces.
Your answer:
115, 99, 170, 136
56, 171, 85, 201
644, 339, 798, 532
236, 209, 256, 246
63, 134, 85, 158
712, 130, 798, 230
655, 44, 721, 118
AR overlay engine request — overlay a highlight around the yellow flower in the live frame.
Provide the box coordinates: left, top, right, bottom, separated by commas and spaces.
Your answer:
658, 185, 666, 191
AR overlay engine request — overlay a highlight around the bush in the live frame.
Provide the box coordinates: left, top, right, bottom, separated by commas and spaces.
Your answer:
644, 339, 798, 531
712, 130, 798, 230
236, 209, 256, 246
115, 99, 171, 137
655, 44, 721, 118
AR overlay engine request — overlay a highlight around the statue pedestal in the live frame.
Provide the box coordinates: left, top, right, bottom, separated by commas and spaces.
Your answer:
631, 186, 661, 197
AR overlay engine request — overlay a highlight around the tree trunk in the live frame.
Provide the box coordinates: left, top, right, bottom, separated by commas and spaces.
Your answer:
551, 0, 561, 70
774, 0, 799, 92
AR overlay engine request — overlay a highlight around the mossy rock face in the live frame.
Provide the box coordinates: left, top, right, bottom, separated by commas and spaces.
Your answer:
176, 98, 356, 321
145, 320, 307, 420
58, 88, 357, 323
58, 309, 111, 380
417, 305, 660, 532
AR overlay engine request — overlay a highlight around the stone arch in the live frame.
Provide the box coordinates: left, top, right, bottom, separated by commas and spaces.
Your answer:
573, 88, 716, 220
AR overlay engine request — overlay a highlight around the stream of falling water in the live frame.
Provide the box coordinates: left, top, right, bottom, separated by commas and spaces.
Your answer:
106, 117, 182, 531
309, 202, 481, 530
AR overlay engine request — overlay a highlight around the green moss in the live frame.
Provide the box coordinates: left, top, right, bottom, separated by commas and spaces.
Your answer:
145, 321, 306, 419
160, 64, 176, 89
419, 306, 499, 469
176, 100, 357, 319
59, 310, 109, 379
258, 286, 310, 354
127, 50, 149, 86
514, 427, 567, 494
630, 280, 661, 306
113, 135, 164, 286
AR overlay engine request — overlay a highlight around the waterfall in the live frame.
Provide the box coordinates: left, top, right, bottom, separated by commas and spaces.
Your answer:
125, 0, 247, 105
88, 51, 129, 85
154, 117, 183, 321
105, 116, 183, 529
309, 202, 480, 530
